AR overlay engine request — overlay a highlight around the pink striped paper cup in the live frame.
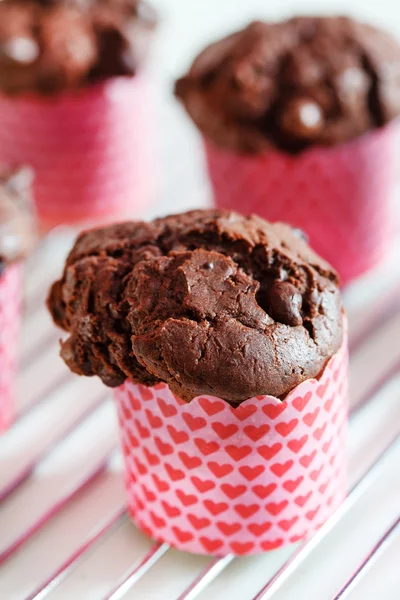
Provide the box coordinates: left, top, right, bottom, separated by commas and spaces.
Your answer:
0, 76, 154, 231
0, 263, 22, 432
114, 331, 348, 556
205, 123, 399, 286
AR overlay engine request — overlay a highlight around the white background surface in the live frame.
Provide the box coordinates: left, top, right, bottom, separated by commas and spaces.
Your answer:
1, 1, 400, 598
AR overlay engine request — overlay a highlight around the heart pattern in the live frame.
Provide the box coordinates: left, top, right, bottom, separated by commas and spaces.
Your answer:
0, 265, 21, 432
0, 77, 153, 229
204, 124, 398, 286
115, 335, 348, 556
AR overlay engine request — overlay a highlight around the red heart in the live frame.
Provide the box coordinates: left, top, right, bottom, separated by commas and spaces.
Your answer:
300, 450, 317, 468
270, 460, 294, 477
266, 500, 288, 516
157, 397, 177, 418
306, 506, 320, 521
200, 536, 223, 553
252, 483, 277, 499
310, 465, 323, 481
145, 409, 163, 429
134, 457, 147, 475
152, 474, 170, 492
275, 419, 299, 437
290, 533, 307, 543
262, 403, 287, 420
333, 368, 340, 382
187, 514, 211, 530
134, 494, 145, 511
194, 438, 220, 456
221, 483, 247, 499
207, 462, 233, 478
329, 454, 336, 466
179, 451, 202, 470
317, 380, 329, 398
198, 397, 225, 416
136, 518, 152, 538
155, 437, 173, 456
141, 485, 156, 502
182, 413, 207, 432
261, 538, 283, 551
288, 435, 308, 454
295, 492, 312, 507
165, 463, 185, 481
127, 391, 141, 411
212, 422, 239, 439
204, 499, 229, 516
226, 444, 252, 461
161, 500, 181, 518
278, 516, 298, 532
332, 410, 340, 425
257, 443, 282, 461
143, 447, 160, 466
191, 476, 216, 493
319, 481, 329, 495
217, 521, 242, 536
127, 431, 139, 448
172, 526, 194, 543
292, 391, 312, 412
303, 407, 320, 427
239, 465, 265, 482
324, 396, 334, 412
234, 504, 260, 518
243, 424, 271, 442
283, 477, 303, 492
248, 522, 272, 536
121, 402, 132, 420
167, 425, 189, 445
230, 541, 254, 554
134, 419, 150, 439
322, 437, 333, 454
232, 404, 257, 421
121, 439, 131, 457
314, 423, 327, 441
176, 489, 198, 506
150, 511, 166, 528
138, 385, 153, 401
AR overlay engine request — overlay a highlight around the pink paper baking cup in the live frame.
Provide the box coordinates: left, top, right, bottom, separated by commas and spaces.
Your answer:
0, 76, 154, 230
0, 263, 22, 432
114, 336, 348, 556
204, 123, 399, 286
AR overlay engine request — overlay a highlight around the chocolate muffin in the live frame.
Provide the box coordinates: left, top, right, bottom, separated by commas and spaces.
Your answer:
0, 0, 157, 95
47, 210, 344, 405
175, 17, 400, 153
0, 167, 36, 274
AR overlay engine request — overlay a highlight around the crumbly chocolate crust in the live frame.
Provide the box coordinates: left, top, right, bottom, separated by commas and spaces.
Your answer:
48, 210, 344, 405
175, 17, 400, 153
0, 0, 156, 95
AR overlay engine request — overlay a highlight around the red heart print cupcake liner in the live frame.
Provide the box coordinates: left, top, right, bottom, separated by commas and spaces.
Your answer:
205, 123, 399, 286
114, 332, 348, 556
0, 263, 22, 432
0, 76, 154, 231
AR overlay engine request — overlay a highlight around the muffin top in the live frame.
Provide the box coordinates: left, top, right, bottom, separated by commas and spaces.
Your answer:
47, 209, 344, 405
0, 0, 157, 95
0, 167, 36, 274
175, 17, 400, 153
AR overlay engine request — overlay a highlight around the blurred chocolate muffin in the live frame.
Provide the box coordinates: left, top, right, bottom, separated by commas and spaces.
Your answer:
0, 0, 157, 95
175, 17, 400, 153
48, 209, 344, 405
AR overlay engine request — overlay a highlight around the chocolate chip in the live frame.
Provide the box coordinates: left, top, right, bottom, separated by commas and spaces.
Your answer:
269, 280, 303, 326
280, 96, 324, 140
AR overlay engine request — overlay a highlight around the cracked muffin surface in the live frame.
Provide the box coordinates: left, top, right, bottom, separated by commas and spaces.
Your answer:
47, 210, 344, 405
175, 17, 400, 153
